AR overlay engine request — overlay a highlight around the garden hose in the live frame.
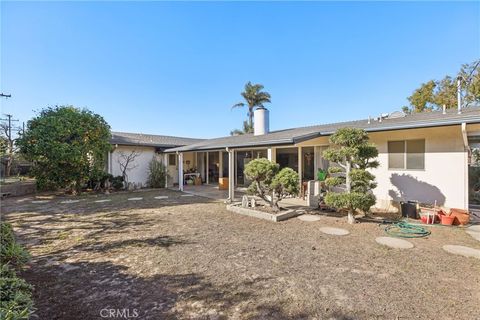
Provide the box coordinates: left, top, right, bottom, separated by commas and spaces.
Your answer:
384, 221, 431, 238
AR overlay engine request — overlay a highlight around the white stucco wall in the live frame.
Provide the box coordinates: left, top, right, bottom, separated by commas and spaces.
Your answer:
109, 145, 162, 187
297, 124, 469, 210
369, 125, 467, 210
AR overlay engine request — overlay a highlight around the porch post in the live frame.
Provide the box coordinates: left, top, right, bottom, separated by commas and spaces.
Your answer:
267, 147, 274, 162
178, 152, 184, 191
298, 146, 303, 194
164, 153, 169, 188
206, 152, 209, 184
228, 149, 235, 202
219, 151, 223, 178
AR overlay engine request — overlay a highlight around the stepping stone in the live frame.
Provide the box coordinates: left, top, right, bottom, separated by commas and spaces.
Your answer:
154, 196, 169, 199
443, 245, 480, 259
60, 200, 80, 204
298, 214, 321, 222
181, 194, 194, 197
376, 236, 414, 249
467, 225, 480, 233
466, 231, 480, 242
31, 200, 50, 204
95, 199, 111, 203
319, 227, 350, 236
128, 197, 143, 201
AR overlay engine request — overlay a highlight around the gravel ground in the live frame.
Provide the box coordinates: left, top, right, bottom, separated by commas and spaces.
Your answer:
2, 189, 480, 320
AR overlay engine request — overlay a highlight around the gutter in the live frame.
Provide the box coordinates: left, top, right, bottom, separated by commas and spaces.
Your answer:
461, 123, 469, 149
165, 116, 480, 153
321, 117, 480, 135
165, 138, 295, 153
461, 123, 469, 210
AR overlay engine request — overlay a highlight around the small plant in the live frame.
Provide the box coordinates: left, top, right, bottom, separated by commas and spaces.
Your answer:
147, 157, 167, 188
244, 158, 299, 212
111, 175, 125, 191
86, 169, 113, 191
0, 223, 34, 320
1, 223, 30, 269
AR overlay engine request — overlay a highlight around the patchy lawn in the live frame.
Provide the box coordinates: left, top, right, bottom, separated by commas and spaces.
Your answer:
2, 189, 479, 319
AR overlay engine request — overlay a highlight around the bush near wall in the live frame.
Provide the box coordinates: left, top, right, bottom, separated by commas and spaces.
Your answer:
0, 223, 34, 320
147, 158, 167, 188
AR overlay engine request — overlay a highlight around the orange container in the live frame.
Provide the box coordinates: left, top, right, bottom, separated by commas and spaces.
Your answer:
218, 177, 229, 190
441, 215, 455, 225
449, 209, 470, 226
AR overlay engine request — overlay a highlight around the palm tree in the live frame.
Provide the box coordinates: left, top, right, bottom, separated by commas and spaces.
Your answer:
232, 82, 271, 132
230, 120, 252, 136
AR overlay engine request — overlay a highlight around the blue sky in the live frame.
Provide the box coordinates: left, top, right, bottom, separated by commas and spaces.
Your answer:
1, 1, 479, 138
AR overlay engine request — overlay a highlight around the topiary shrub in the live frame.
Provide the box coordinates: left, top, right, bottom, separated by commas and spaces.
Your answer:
244, 158, 299, 212
147, 157, 167, 188
323, 128, 379, 224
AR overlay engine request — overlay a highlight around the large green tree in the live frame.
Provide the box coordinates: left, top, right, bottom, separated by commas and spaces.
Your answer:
232, 82, 271, 133
323, 128, 379, 224
17, 106, 111, 192
404, 60, 480, 113
407, 80, 436, 113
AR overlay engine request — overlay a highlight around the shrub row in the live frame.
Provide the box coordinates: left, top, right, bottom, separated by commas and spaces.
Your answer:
0, 223, 34, 320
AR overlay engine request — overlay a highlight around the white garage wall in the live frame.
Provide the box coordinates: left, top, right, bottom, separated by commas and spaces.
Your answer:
110, 145, 162, 187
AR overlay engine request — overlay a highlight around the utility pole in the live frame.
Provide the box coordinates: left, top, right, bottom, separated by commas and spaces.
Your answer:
1, 114, 20, 142
0, 114, 19, 177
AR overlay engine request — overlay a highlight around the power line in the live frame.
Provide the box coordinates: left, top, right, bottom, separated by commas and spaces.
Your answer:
0, 114, 20, 141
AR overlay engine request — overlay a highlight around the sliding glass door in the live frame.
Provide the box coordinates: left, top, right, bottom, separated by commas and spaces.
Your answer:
236, 149, 268, 186
208, 152, 219, 183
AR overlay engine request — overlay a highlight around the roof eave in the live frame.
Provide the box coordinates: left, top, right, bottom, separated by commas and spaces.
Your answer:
321, 117, 480, 135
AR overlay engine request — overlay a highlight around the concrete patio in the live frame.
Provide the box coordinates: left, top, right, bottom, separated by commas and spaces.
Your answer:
180, 184, 308, 208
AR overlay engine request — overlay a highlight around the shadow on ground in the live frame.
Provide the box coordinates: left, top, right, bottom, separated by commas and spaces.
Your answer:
22, 259, 330, 320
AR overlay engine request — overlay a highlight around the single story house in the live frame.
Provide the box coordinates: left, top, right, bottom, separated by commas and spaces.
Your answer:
107, 132, 203, 187
107, 106, 480, 211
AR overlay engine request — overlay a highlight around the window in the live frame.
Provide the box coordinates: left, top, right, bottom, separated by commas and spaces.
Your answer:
388, 140, 425, 170
168, 154, 176, 166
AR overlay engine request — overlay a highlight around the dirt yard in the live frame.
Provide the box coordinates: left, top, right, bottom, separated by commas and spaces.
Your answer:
2, 189, 479, 320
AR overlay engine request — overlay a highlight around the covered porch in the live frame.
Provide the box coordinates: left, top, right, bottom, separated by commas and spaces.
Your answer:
165, 143, 331, 204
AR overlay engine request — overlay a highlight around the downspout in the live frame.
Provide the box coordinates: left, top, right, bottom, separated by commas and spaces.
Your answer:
226, 147, 235, 203
461, 123, 469, 209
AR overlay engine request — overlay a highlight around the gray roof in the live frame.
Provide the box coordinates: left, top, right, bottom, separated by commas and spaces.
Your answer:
110, 131, 204, 149
166, 107, 480, 152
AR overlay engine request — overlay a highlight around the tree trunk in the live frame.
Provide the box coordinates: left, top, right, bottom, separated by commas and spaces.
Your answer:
5, 155, 12, 177
347, 209, 356, 224
271, 200, 280, 213
270, 190, 280, 212
248, 107, 254, 130
345, 160, 351, 193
